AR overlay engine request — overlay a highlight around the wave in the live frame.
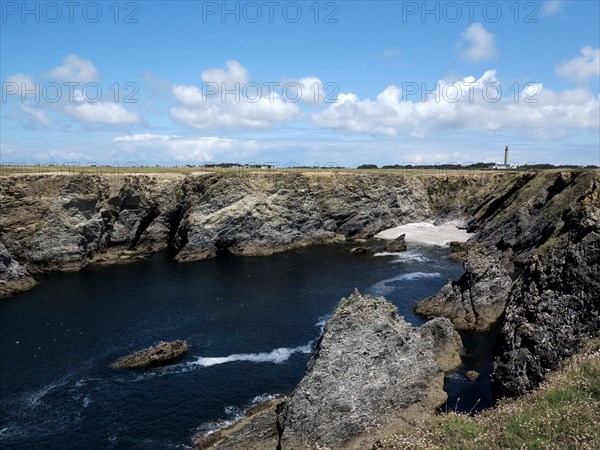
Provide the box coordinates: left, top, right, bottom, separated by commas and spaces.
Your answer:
369, 271, 441, 295
315, 315, 329, 333
373, 250, 430, 263
191, 342, 313, 368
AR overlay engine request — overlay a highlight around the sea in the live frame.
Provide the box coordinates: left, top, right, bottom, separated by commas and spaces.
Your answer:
0, 242, 495, 449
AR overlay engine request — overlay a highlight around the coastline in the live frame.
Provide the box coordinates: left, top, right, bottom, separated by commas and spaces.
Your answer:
374, 221, 471, 246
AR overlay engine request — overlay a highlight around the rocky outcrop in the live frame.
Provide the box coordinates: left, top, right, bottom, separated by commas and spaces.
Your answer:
111, 340, 190, 369
467, 171, 597, 265
415, 246, 512, 331
385, 233, 407, 252
0, 242, 37, 297
193, 398, 283, 450
0, 174, 183, 277
275, 290, 462, 449
192, 290, 462, 449
493, 188, 600, 397
172, 173, 435, 261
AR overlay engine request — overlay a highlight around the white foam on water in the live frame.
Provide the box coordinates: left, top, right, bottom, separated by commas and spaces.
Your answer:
369, 271, 441, 295
192, 342, 313, 368
24, 377, 70, 409
373, 250, 431, 264
250, 392, 280, 405
315, 315, 329, 333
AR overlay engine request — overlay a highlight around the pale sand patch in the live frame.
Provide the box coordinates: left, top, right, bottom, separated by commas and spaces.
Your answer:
374, 221, 471, 246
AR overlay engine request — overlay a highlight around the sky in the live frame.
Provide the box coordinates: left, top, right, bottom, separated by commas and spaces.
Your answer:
1, 0, 599, 167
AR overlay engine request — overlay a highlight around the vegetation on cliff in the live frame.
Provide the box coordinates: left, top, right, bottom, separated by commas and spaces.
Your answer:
377, 337, 600, 450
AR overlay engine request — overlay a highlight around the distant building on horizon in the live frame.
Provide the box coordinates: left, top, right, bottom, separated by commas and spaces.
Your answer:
493, 145, 513, 169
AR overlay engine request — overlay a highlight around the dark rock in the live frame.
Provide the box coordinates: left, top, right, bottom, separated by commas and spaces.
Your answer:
489, 177, 600, 398
493, 206, 600, 397
0, 242, 37, 298
350, 246, 368, 255
275, 289, 462, 449
111, 340, 190, 369
415, 246, 512, 331
193, 398, 283, 449
385, 234, 407, 252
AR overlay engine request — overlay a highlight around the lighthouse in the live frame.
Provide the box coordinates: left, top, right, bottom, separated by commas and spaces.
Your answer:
504, 145, 509, 166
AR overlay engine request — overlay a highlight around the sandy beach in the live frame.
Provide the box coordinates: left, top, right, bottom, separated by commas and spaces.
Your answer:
374, 221, 471, 246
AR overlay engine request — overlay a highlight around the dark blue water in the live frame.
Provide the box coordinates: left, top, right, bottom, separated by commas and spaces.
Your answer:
0, 243, 492, 449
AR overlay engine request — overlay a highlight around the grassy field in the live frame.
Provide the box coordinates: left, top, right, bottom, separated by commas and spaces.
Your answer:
3, 164, 595, 178
380, 338, 600, 450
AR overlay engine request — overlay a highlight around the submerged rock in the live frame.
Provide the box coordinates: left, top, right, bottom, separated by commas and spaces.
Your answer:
349, 246, 368, 255
466, 370, 480, 381
415, 246, 512, 331
385, 233, 407, 252
276, 289, 462, 449
111, 340, 190, 369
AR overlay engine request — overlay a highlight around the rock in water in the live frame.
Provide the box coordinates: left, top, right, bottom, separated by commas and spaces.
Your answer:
276, 289, 462, 449
0, 242, 37, 298
111, 340, 190, 369
466, 370, 480, 381
415, 246, 512, 331
385, 233, 407, 252
349, 246, 368, 255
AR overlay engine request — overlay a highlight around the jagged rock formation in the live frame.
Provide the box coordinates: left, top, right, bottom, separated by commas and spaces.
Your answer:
415, 246, 512, 331
0, 174, 181, 284
493, 183, 600, 397
111, 340, 190, 369
0, 242, 37, 298
193, 398, 283, 450
385, 233, 407, 252
194, 290, 462, 449
276, 290, 462, 449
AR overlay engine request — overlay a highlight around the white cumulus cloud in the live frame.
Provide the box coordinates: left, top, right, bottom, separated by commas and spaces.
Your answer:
44, 54, 99, 83
170, 60, 300, 129
311, 70, 599, 140
556, 47, 600, 84
457, 24, 499, 63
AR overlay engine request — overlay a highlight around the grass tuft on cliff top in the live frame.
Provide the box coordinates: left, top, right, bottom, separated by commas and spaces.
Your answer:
381, 338, 600, 450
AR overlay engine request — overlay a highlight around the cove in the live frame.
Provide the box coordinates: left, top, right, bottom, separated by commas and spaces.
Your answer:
0, 242, 493, 449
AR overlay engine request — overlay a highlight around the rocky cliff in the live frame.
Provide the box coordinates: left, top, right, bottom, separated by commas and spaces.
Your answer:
415, 245, 512, 331
492, 178, 600, 397
0, 171, 508, 297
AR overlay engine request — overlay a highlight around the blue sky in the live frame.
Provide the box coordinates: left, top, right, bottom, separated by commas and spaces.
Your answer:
1, 0, 599, 167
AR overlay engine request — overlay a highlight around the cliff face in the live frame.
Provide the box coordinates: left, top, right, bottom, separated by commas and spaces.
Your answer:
0, 174, 182, 275
0, 171, 508, 296
492, 179, 600, 397
415, 245, 512, 331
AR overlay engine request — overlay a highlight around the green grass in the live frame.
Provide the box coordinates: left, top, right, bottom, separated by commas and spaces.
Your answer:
3, 165, 579, 178
381, 338, 600, 450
